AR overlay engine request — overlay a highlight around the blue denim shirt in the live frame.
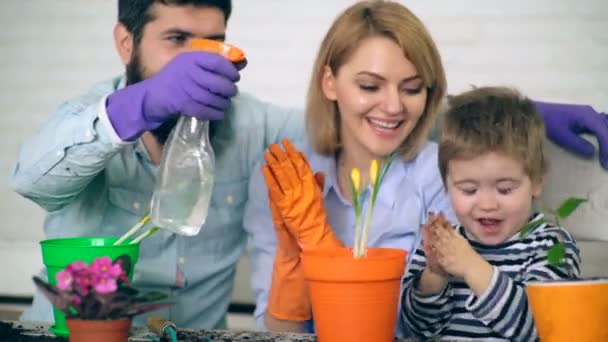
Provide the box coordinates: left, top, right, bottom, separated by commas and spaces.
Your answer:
243, 140, 456, 333
10, 76, 305, 329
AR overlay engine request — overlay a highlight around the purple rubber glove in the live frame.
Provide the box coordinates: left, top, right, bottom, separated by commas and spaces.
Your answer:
535, 101, 608, 169
106, 51, 242, 141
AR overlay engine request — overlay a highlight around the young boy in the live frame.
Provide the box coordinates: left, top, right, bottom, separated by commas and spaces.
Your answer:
400, 86, 581, 341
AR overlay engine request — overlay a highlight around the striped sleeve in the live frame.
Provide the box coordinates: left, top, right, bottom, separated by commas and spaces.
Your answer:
400, 246, 453, 338
465, 225, 581, 342
525, 225, 581, 282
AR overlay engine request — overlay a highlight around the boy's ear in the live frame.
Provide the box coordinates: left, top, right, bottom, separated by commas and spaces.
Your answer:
114, 22, 134, 65
532, 177, 544, 198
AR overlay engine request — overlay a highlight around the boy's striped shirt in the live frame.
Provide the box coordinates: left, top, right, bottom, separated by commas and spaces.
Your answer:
401, 212, 581, 341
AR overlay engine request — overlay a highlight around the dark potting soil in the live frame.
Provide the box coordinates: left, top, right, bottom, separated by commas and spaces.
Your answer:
170, 329, 419, 342
0, 321, 67, 342
170, 328, 318, 342
0, 321, 420, 341
0, 321, 317, 342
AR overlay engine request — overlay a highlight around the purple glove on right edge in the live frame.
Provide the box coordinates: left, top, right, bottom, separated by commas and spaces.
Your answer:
106, 51, 243, 141
535, 101, 608, 170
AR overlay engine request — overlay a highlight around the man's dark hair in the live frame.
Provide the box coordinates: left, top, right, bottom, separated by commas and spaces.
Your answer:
118, 0, 232, 44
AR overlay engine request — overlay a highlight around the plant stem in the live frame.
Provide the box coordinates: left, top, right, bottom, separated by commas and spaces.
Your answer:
114, 215, 150, 246
130, 226, 160, 244
353, 214, 362, 257
358, 199, 374, 258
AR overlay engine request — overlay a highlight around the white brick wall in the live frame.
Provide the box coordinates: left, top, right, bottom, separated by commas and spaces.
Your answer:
0, 0, 606, 298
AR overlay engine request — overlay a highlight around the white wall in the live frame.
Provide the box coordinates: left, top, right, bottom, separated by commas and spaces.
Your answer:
1, 0, 607, 298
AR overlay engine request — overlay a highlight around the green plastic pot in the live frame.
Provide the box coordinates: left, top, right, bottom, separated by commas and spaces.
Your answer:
40, 237, 140, 337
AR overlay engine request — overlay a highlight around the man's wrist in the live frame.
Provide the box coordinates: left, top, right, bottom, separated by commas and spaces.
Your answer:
97, 95, 136, 146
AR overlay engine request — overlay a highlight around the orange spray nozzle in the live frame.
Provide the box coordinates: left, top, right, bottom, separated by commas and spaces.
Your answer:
189, 39, 246, 63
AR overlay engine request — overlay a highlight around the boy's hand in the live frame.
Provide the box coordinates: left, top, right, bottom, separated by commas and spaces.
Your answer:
415, 212, 450, 295
422, 212, 448, 277
432, 222, 480, 279
432, 224, 495, 296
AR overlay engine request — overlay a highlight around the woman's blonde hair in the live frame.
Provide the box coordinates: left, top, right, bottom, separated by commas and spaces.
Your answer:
306, 0, 446, 159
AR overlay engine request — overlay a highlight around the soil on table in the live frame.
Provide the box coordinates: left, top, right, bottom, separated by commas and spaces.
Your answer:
0, 321, 67, 342
171, 328, 318, 342
0, 321, 420, 341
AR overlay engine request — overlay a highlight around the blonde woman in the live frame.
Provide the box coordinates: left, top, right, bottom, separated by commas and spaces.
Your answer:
244, 1, 451, 334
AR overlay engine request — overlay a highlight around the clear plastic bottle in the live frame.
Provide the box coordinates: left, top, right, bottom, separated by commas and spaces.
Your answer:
150, 116, 215, 236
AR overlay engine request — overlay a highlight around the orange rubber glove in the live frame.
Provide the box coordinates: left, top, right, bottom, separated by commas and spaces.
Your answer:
262, 139, 342, 321
265, 175, 321, 321
262, 139, 343, 249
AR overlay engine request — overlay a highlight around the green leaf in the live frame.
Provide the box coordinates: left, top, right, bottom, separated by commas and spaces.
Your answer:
556, 198, 587, 220
114, 254, 133, 275
358, 189, 367, 212
520, 217, 545, 237
32, 276, 72, 313
348, 175, 360, 216
117, 286, 139, 297
123, 301, 175, 317
547, 244, 566, 266
377, 153, 395, 184
371, 153, 395, 205
134, 291, 169, 303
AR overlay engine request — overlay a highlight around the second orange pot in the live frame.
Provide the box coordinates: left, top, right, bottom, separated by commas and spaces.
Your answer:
527, 278, 608, 342
302, 247, 407, 342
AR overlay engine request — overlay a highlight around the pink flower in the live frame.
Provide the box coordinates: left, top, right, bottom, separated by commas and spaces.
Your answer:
66, 261, 87, 273
88, 256, 124, 294
94, 277, 118, 294
56, 260, 93, 295
56, 260, 89, 291
56, 270, 73, 290
70, 270, 93, 296
55, 257, 127, 297
34, 254, 170, 321
90, 256, 123, 279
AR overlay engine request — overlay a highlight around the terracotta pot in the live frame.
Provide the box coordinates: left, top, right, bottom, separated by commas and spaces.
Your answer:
302, 247, 407, 342
66, 319, 131, 342
526, 278, 608, 341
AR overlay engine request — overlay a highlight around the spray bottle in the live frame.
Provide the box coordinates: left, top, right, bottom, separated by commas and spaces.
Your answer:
149, 39, 246, 236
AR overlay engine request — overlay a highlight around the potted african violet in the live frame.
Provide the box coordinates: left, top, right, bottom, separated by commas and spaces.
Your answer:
33, 254, 172, 342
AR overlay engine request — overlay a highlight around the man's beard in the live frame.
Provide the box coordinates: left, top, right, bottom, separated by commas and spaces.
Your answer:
126, 47, 178, 145
125, 46, 219, 146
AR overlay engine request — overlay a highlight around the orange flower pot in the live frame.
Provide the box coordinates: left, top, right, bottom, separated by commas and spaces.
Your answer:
302, 247, 407, 342
66, 319, 131, 342
526, 278, 608, 342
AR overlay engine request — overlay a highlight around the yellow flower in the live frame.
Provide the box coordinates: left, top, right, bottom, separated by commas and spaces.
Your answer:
351, 168, 361, 193
370, 160, 379, 187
